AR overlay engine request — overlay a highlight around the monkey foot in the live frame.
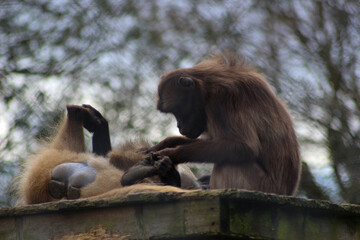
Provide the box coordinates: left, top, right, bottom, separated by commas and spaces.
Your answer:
49, 162, 97, 200
66, 104, 108, 133
67, 186, 81, 200
48, 180, 66, 199
48, 180, 81, 200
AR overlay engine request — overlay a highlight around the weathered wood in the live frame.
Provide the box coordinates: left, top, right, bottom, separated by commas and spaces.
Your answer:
1, 190, 360, 239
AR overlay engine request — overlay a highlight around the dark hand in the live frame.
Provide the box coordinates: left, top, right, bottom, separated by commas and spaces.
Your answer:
156, 148, 177, 163
154, 156, 174, 177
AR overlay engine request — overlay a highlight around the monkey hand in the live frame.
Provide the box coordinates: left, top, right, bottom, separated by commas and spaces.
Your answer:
121, 153, 160, 186
153, 155, 181, 187
141, 153, 181, 187
156, 148, 176, 160
137, 147, 151, 154
146, 152, 161, 164
138, 145, 160, 154
153, 156, 174, 177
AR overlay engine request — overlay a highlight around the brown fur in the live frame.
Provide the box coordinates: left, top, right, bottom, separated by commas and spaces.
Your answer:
108, 139, 150, 170
151, 52, 301, 195
18, 112, 194, 205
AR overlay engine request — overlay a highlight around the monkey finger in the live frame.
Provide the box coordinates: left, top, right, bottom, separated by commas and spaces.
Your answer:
138, 156, 154, 166
143, 146, 157, 153
156, 156, 175, 176
137, 147, 150, 154
149, 152, 161, 162
155, 148, 174, 159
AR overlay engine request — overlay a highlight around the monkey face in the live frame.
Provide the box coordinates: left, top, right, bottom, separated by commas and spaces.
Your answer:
173, 106, 206, 139
157, 74, 207, 139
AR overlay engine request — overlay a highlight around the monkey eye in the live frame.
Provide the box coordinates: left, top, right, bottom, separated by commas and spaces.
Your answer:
178, 77, 195, 88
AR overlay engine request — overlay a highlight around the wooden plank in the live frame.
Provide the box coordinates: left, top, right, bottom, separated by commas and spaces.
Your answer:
0, 217, 17, 240
2, 190, 360, 239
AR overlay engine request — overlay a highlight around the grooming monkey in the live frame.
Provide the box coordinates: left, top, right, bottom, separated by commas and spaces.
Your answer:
138, 52, 301, 195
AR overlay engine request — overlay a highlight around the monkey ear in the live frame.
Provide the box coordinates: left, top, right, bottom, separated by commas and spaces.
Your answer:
178, 77, 195, 88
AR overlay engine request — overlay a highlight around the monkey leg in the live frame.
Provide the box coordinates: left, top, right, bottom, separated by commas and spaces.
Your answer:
82, 104, 112, 156
49, 155, 127, 201
49, 105, 113, 198
121, 153, 181, 187
50, 109, 86, 153
18, 149, 94, 204
176, 165, 201, 189
47, 154, 124, 200
49, 162, 97, 199
67, 104, 112, 156
48, 104, 110, 154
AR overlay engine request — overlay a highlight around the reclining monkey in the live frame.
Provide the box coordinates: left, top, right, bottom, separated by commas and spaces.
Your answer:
18, 104, 198, 205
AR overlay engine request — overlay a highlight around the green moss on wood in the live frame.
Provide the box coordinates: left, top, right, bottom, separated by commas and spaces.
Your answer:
2, 190, 360, 239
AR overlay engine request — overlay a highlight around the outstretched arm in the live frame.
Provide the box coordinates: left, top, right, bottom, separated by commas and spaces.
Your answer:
146, 136, 197, 152
156, 139, 259, 165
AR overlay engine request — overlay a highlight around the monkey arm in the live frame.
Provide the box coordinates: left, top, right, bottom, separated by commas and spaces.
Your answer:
121, 162, 158, 186
121, 154, 181, 187
157, 139, 259, 165
146, 136, 197, 152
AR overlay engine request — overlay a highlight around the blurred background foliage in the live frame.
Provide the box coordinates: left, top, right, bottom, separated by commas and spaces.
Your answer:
0, 0, 359, 206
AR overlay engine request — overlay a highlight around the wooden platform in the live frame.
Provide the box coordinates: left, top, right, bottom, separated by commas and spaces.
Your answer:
1, 190, 360, 239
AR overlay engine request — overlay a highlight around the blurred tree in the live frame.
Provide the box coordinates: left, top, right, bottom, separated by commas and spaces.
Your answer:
251, 0, 360, 203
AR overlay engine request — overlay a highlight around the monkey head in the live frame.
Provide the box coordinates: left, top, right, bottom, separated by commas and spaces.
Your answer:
157, 71, 207, 139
